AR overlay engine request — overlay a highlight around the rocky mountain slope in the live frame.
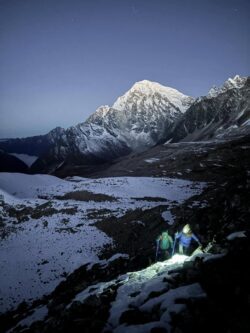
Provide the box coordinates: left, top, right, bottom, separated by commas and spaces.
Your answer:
0, 128, 67, 172
168, 75, 250, 142
0, 130, 58, 157
1, 80, 194, 172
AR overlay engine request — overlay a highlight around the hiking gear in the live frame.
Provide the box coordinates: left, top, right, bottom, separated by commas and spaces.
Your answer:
155, 239, 160, 262
159, 232, 173, 250
190, 245, 203, 256
172, 236, 177, 256
191, 238, 215, 257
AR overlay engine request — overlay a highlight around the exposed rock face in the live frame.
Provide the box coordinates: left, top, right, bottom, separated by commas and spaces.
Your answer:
169, 76, 250, 142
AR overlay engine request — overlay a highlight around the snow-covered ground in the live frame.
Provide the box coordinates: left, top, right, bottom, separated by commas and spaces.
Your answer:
0, 173, 205, 312
106, 255, 207, 333
10, 253, 211, 333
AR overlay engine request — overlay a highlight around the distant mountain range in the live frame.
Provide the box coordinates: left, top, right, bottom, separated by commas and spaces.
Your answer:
0, 75, 249, 173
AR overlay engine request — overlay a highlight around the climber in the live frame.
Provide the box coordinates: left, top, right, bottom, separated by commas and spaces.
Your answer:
173, 224, 201, 256
155, 231, 174, 261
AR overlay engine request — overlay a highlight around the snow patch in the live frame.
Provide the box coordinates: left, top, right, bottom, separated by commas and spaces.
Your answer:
9, 154, 38, 167
0, 173, 67, 198
161, 211, 174, 225
144, 158, 160, 164
226, 231, 247, 241
0, 188, 21, 205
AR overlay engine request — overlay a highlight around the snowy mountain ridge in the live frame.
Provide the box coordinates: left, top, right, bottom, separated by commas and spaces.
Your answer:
0, 75, 249, 173
168, 75, 250, 142
82, 80, 194, 153
45, 75, 249, 167
207, 74, 247, 98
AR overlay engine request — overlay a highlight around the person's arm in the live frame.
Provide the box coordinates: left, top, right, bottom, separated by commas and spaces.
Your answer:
192, 233, 201, 245
169, 235, 174, 247
175, 232, 181, 240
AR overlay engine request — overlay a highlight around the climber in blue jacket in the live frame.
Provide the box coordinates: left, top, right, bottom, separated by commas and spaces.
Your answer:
174, 224, 201, 256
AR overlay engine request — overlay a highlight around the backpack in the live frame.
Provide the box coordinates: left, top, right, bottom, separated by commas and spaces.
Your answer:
159, 232, 170, 250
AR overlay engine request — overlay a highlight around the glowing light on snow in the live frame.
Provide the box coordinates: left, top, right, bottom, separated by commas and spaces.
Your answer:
166, 254, 189, 265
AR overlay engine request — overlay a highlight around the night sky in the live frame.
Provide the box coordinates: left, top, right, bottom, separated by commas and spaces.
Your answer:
0, 0, 249, 138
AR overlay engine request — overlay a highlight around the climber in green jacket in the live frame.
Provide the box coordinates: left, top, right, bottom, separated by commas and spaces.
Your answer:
155, 231, 174, 261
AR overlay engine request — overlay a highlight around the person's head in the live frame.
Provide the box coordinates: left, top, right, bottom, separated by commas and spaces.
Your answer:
183, 224, 191, 234
162, 231, 168, 238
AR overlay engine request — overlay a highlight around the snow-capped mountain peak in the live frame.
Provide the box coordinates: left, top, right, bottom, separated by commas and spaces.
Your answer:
79, 80, 195, 153
113, 79, 194, 114
225, 75, 247, 88
130, 79, 180, 95
208, 75, 247, 98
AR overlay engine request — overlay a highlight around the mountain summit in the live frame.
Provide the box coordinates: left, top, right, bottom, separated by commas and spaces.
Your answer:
113, 79, 194, 114
84, 80, 194, 152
